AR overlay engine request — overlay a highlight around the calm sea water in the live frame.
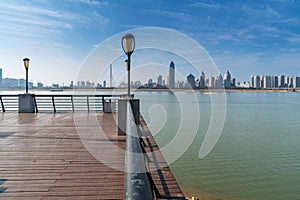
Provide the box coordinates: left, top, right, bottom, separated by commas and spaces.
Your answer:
135, 92, 300, 200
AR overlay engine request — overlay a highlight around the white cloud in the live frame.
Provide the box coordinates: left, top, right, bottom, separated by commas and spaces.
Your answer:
79, 0, 109, 6
190, 1, 221, 9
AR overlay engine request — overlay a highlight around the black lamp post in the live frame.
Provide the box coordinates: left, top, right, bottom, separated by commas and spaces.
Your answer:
121, 34, 135, 98
23, 58, 30, 94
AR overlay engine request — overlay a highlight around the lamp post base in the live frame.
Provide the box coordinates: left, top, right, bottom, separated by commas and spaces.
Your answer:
18, 94, 36, 113
118, 98, 140, 136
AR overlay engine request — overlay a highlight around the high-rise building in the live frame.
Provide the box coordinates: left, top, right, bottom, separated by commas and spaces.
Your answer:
231, 78, 236, 88
278, 75, 285, 88
208, 76, 215, 88
147, 78, 153, 88
187, 74, 195, 88
251, 75, 255, 88
199, 71, 206, 88
215, 74, 223, 88
296, 77, 300, 88
169, 61, 175, 89
271, 76, 278, 88
253, 75, 260, 88
223, 70, 232, 88
264, 76, 271, 88
288, 77, 293, 88
260, 75, 264, 88
0, 68, 2, 88
285, 76, 290, 88
157, 75, 162, 87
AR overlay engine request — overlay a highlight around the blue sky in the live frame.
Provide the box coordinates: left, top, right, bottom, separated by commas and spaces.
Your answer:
0, 0, 299, 85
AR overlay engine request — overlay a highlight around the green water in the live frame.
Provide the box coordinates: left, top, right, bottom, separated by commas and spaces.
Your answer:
135, 92, 300, 200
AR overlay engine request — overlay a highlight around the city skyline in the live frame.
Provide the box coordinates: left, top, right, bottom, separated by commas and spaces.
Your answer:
0, 1, 300, 86
1, 65, 299, 90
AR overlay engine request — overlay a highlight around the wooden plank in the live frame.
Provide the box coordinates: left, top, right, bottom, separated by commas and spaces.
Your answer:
0, 112, 186, 199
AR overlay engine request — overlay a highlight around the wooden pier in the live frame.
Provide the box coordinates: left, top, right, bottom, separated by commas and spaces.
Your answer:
0, 112, 185, 199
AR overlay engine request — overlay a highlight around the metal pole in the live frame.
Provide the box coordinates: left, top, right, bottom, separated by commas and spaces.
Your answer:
26, 68, 28, 94
127, 54, 131, 98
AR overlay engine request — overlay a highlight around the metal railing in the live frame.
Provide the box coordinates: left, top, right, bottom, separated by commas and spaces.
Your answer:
124, 101, 159, 200
0, 94, 129, 113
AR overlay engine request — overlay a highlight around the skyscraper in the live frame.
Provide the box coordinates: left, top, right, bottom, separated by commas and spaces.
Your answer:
263, 76, 271, 88
169, 61, 175, 89
278, 75, 285, 88
199, 71, 206, 88
157, 75, 162, 87
215, 74, 223, 88
253, 75, 260, 88
0, 68, 2, 88
187, 74, 195, 88
223, 70, 232, 88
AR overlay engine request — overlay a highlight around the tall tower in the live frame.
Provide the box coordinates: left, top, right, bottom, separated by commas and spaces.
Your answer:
109, 64, 113, 88
169, 61, 175, 89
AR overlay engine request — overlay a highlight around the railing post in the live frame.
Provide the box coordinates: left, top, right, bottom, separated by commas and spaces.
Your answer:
71, 96, 74, 112
102, 96, 105, 112
0, 96, 5, 112
52, 96, 56, 113
33, 95, 38, 113
87, 96, 90, 112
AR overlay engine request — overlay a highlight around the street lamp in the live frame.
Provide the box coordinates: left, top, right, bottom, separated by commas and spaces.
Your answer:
121, 34, 135, 98
23, 58, 30, 94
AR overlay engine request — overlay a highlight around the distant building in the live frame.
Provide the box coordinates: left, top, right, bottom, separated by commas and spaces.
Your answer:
134, 81, 141, 88
147, 79, 153, 88
0, 68, 2, 88
169, 61, 175, 89
2, 78, 18, 88
253, 75, 260, 88
208, 76, 215, 88
157, 75, 162, 87
285, 76, 290, 88
240, 81, 251, 88
296, 77, 300, 88
215, 74, 223, 88
231, 78, 236, 88
263, 76, 271, 88
70, 81, 74, 88
18, 79, 26, 88
52, 83, 59, 88
28, 82, 33, 88
278, 75, 285, 88
187, 74, 195, 89
260, 75, 264, 88
271, 76, 278, 88
199, 71, 206, 88
37, 82, 43, 88
223, 70, 232, 88
103, 80, 106, 88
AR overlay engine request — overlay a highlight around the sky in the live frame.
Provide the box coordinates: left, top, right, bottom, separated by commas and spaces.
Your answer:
0, 0, 300, 86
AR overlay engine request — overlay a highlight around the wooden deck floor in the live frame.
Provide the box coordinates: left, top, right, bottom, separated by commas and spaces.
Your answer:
0, 112, 185, 199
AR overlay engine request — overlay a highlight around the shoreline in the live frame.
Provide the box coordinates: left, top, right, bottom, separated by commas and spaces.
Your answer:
1, 88, 299, 94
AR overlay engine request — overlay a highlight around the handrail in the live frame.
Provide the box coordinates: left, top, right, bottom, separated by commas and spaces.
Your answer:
124, 101, 154, 200
0, 94, 131, 112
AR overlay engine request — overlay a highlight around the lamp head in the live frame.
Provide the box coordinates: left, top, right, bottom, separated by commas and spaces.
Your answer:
121, 34, 135, 55
23, 58, 30, 69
